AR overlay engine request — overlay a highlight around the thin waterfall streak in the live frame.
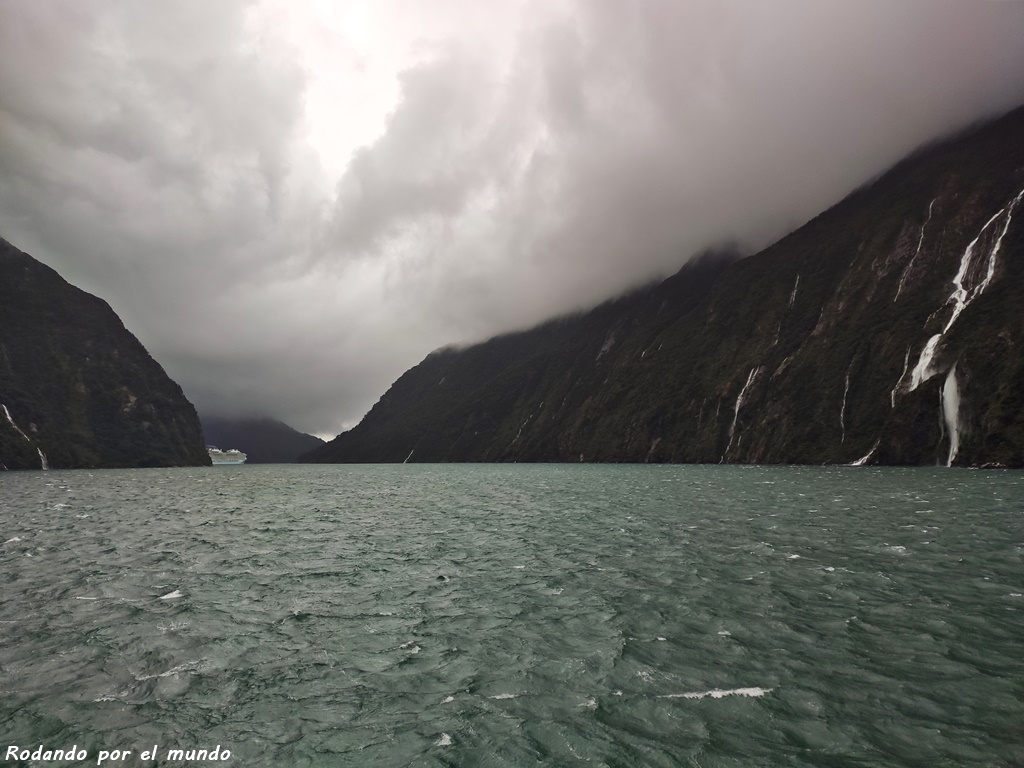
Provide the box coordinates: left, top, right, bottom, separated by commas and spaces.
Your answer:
896, 197, 937, 301
723, 367, 758, 460
2, 404, 31, 442
840, 368, 851, 444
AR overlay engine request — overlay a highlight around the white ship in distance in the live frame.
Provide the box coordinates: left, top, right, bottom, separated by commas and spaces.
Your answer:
208, 446, 247, 465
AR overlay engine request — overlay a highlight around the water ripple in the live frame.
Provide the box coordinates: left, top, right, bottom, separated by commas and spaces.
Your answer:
1, 464, 1022, 766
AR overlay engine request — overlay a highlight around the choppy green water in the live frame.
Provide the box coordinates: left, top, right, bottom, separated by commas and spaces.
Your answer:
1, 464, 1022, 767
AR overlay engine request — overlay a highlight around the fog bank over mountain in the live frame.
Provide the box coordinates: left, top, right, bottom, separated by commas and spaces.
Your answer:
1, 1, 1023, 434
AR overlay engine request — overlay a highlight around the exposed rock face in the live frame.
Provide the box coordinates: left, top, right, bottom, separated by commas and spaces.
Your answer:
200, 415, 324, 463
0, 239, 210, 469
304, 105, 1024, 467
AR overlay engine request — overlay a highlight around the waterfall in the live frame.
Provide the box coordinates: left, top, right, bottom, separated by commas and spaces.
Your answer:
941, 365, 961, 467
908, 335, 942, 391
4, 403, 48, 469
723, 367, 759, 460
905, 187, 1024, 393
895, 197, 937, 301
2, 404, 31, 442
850, 440, 880, 467
840, 368, 851, 443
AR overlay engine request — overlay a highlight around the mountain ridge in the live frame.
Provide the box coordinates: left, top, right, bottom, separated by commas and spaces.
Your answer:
200, 415, 324, 463
303, 103, 1024, 467
0, 239, 210, 470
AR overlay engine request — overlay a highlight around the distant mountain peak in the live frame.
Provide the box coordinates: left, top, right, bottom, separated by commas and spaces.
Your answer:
200, 414, 323, 464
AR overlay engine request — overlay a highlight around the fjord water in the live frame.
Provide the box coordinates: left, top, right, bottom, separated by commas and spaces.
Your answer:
1, 465, 1021, 767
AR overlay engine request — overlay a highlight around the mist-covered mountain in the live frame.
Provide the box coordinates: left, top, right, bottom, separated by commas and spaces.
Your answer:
304, 104, 1024, 468
200, 415, 324, 463
0, 239, 210, 470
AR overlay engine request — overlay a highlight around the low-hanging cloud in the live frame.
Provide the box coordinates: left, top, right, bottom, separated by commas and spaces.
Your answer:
1, 0, 1023, 436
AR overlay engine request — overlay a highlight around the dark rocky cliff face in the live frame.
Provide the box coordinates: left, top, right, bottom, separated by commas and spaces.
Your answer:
0, 239, 210, 470
305, 104, 1024, 467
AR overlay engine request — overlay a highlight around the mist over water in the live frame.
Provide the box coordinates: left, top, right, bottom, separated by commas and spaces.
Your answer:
2, 465, 1022, 766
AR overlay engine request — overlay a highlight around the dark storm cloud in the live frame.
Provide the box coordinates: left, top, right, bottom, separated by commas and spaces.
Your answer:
1, 1, 1023, 435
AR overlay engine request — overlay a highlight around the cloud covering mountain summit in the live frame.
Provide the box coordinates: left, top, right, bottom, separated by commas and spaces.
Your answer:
1, 0, 1023, 435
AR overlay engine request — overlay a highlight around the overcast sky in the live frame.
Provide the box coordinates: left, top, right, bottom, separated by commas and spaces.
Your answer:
2, 1, 1023, 437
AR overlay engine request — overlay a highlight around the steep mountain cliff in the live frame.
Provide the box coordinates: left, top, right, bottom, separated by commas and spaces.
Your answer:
304, 105, 1024, 467
200, 415, 324, 463
0, 239, 210, 469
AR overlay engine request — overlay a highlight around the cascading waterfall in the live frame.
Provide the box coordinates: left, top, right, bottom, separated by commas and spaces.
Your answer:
788, 275, 800, 308
4, 403, 48, 469
945, 189, 1024, 332
2, 403, 31, 442
722, 367, 759, 460
908, 334, 942, 391
905, 188, 1024, 393
941, 365, 961, 467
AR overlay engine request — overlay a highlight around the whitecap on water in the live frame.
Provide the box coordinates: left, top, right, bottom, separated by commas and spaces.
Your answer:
135, 660, 204, 681
435, 733, 452, 747
579, 698, 597, 710
661, 687, 772, 700
158, 621, 190, 633
159, 590, 183, 600
488, 693, 519, 700
441, 695, 455, 704
93, 694, 125, 702
4, 536, 22, 544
